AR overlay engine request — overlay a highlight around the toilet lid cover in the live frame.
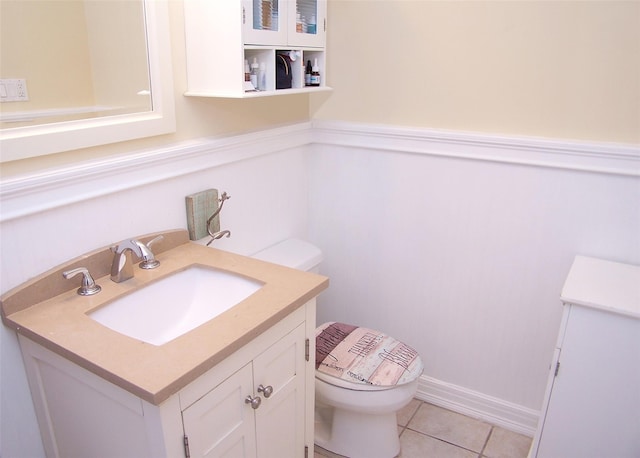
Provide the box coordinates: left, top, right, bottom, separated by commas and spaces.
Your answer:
315, 322, 424, 388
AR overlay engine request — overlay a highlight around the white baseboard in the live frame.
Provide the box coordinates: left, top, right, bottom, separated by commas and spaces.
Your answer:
416, 375, 539, 437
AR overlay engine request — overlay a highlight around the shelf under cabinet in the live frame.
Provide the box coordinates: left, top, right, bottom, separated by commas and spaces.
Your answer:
184, 85, 332, 99
184, 47, 328, 98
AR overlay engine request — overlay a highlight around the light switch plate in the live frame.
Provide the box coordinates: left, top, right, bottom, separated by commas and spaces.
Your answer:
0, 79, 29, 102
185, 189, 220, 241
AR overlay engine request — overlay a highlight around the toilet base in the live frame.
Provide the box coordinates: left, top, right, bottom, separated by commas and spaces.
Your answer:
315, 401, 401, 458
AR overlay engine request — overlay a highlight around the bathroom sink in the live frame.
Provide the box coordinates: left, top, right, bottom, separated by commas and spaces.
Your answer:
89, 265, 263, 345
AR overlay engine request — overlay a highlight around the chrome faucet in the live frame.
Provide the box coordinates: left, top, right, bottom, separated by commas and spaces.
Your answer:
110, 236, 162, 283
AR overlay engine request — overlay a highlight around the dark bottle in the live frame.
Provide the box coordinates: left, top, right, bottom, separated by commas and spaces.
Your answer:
310, 58, 320, 86
305, 60, 312, 86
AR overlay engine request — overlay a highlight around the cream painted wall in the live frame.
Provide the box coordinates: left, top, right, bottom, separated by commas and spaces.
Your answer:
312, 0, 640, 145
1, 0, 311, 176
0, 0, 95, 112
4, 0, 638, 175
83, 1, 149, 109
0, 0, 148, 113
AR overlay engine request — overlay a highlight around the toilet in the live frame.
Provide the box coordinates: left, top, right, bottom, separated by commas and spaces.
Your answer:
253, 239, 424, 458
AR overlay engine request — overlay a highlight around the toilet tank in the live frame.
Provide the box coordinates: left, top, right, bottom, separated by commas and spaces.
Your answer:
252, 239, 323, 273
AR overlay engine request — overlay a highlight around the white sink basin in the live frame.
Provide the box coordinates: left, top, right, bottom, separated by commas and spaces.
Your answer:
89, 266, 263, 345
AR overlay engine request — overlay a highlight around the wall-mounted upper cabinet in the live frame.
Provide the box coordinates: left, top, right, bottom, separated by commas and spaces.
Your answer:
243, 0, 326, 48
183, 0, 329, 98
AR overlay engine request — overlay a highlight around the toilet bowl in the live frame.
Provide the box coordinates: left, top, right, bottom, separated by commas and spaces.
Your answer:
315, 377, 419, 458
314, 321, 423, 457
252, 239, 424, 458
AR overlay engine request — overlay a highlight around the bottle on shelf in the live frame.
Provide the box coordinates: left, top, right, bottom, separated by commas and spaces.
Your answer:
244, 59, 250, 82
250, 57, 259, 89
296, 10, 303, 33
261, 0, 272, 30
308, 15, 317, 34
305, 60, 312, 86
258, 62, 267, 91
310, 58, 320, 86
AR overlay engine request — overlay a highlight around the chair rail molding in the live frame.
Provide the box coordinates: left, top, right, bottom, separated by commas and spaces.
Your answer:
312, 120, 640, 177
0, 123, 312, 222
2, 120, 638, 222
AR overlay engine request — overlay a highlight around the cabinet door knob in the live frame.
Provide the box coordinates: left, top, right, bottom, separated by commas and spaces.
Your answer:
257, 384, 273, 398
245, 395, 261, 409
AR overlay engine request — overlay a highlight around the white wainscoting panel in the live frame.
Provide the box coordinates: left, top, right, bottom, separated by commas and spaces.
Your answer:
2, 121, 638, 456
308, 120, 639, 437
0, 122, 312, 222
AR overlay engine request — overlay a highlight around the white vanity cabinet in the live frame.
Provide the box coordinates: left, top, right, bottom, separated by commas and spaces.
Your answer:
19, 302, 316, 458
529, 257, 640, 458
181, 323, 306, 458
183, 0, 328, 97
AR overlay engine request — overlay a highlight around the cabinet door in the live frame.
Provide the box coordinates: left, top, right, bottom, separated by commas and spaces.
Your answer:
182, 364, 257, 458
243, 0, 325, 47
253, 323, 306, 458
288, 0, 326, 47
536, 305, 640, 458
243, 0, 288, 46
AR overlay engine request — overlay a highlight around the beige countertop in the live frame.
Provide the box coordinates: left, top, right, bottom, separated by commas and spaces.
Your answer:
1, 233, 328, 405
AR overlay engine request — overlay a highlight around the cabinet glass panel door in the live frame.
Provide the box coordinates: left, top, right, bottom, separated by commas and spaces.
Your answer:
253, 0, 278, 31
289, 0, 325, 47
244, 0, 287, 46
294, 0, 317, 35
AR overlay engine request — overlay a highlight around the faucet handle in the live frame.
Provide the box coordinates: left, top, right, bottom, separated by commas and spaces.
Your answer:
139, 235, 163, 270
63, 267, 102, 296
145, 235, 164, 250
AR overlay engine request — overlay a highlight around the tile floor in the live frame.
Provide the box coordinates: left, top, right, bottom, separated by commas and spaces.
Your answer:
314, 399, 533, 458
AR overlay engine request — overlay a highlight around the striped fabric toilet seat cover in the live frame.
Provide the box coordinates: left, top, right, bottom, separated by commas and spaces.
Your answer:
315, 322, 424, 387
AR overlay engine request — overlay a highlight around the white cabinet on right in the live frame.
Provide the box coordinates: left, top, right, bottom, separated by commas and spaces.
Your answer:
530, 256, 640, 458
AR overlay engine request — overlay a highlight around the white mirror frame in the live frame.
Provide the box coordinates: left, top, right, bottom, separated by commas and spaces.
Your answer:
0, 0, 175, 163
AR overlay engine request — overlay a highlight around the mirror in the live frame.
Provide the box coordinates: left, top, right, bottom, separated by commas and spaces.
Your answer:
0, 0, 175, 162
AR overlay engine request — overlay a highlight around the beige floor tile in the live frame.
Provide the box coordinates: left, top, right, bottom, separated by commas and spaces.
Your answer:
314, 400, 530, 458
399, 429, 478, 458
482, 427, 533, 458
408, 403, 492, 452
397, 399, 422, 427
